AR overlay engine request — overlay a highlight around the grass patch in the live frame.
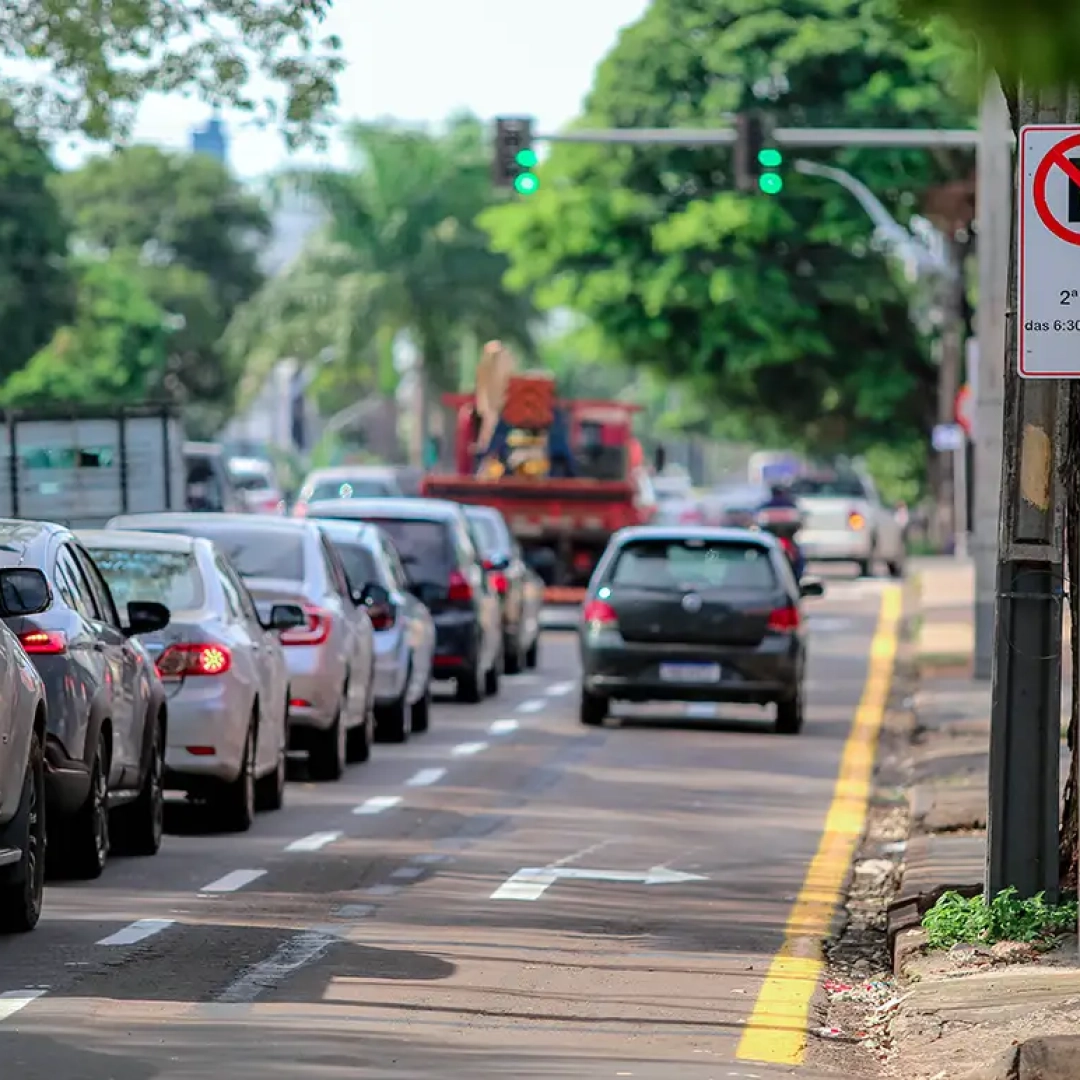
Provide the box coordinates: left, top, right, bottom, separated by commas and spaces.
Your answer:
922, 888, 1078, 950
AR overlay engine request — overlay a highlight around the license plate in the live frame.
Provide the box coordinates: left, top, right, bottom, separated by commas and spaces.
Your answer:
659, 663, 721, 683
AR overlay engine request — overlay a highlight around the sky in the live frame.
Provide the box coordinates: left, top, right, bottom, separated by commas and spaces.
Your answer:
55, 0, 651, 180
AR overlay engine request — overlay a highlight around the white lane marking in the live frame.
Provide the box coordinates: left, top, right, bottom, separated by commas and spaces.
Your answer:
517, 699, 545, 713
365, 884, 401, 896
490, 868, 558, 901
686, 703, 717, 718
451, 741, 487, 757
489, 718, 519, 735
200, 869, 266, 894
96, 918, 176, 947
546, 681, 575, 696
391, 865, 423, 880
0, 990, 46, 1022
353, 795, 402, 815
285, 831, 342, 853
405, 767, 446, 787
216, 929, 338, 1004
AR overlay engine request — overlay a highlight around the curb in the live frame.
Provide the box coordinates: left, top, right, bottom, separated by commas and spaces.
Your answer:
957, 1036, 1080, 1080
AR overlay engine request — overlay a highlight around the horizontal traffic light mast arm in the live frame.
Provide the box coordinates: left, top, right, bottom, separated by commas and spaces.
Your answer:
535, 127, 992, 148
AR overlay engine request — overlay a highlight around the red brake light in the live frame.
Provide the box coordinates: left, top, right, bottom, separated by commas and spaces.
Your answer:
367, 602, 396, 631
489, 571, 509, 596
156, 643, 232, 679
767, 605, 800, 632
293, 502, 308, 518
19, 630, 67, 655
583, 599, 618, 626
448, 570, 473, 603
279, 605, 332, 646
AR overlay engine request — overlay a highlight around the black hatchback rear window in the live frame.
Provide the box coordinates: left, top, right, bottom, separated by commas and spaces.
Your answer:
362, 519, 451, 582
610, 539, 776, 590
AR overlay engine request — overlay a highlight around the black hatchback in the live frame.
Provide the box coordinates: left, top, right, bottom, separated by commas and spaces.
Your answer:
578, 526, 824, 735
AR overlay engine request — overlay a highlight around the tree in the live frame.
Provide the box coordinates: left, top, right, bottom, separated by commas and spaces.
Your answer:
0, 1, 342, 144
0, 254, 169, 407
480, 0, 976, 464
53, 145, 272, 431
0, 105, 73, 382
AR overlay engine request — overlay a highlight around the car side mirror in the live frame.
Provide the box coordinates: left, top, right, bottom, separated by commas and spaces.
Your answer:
799, 577, 825, 599
360, 582, 391, 608
126, 600, 171, 636
0, 568, 51, 617
266, 603, 306, 631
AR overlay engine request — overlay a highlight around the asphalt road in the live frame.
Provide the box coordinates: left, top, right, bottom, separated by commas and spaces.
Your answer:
0, 573, 896, 1079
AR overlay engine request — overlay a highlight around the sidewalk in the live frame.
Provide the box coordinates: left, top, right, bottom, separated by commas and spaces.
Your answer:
882, 557, 1080, 1079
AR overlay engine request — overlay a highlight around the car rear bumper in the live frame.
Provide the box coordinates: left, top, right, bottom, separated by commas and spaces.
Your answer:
799, 528, 872, 561
284, 644, 344, 730
163, 682, 246, 785
373, 627, 409, 704
581, 636, 799, 704
431, 612, 480, 679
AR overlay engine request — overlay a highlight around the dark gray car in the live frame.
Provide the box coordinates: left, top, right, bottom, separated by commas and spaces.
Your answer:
0, 521, 171, 879
578, 526, 824, 735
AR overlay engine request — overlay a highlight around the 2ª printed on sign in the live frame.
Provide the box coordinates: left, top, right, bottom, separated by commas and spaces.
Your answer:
1018, 125, 1080, 378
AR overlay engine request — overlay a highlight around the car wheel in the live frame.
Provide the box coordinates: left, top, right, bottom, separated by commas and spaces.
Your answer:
217, 719, 256, 831
411, 679, 432, 734
54, 728, 110, 880
347, 688, 374, 762
112, 712, 165, 856
309, 704, 347, 781
0, 729, 46, 933
456, 653, 484, 704
504, 634, 524, 675
484, 648, 502, 697
525, 636, 540, 670
376, 671, 413, 744
579, 691, 608, 727
776, 687, 805, 736
887, 558, 905, 579
255, 716, 287, 813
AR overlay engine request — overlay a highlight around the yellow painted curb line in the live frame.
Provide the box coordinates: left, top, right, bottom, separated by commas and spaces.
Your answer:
736, 584, 903, 1065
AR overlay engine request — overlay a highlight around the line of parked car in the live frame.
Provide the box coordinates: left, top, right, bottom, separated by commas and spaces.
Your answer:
0, 495, 543, 935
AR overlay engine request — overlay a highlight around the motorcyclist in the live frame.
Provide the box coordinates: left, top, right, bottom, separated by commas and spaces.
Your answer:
758, 482, 806, 581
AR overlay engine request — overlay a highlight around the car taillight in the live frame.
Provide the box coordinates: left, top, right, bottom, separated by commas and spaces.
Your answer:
779, 537, 797, 557
293, 502, 308, 517
488, 571, 508, 596
367, 602, 396, 631
19, 630, 67, 655
679, 507, 703, 524
767, 605, 800, 632
156, 643, 232, 679
279, 606, 332, 646
848, 509, 866, 531
448, 570, 473, 603
583, 600, 618, 626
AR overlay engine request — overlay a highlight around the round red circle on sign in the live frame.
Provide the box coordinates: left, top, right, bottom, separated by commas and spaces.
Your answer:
954, 384, 972, 436
1033, 131, 1080, 245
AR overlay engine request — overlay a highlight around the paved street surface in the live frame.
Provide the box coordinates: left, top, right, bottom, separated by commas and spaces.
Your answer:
0, 574, 893, 1079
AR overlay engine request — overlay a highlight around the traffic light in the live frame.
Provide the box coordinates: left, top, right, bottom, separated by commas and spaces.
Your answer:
493, 117, 539, 195
734, 112, 782, 195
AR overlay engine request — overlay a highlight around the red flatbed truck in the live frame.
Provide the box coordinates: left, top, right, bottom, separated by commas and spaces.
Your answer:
421, 394, 657, 609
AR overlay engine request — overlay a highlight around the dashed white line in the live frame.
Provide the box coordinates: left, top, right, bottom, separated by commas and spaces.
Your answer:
216, 928, 338, 1004
490, 869, 557, 901
546, 681, 575, 696
0, 990, 46, 1022
200, 869, 266, 894
285, 831, 342, 853
353, 795, 402, 815
391, 865, 423, 880
97, 918, 175, 947
517, 699, 545, 713
451, 741, 487, 757
405, 767, 446, 787
489, 718, 519, 735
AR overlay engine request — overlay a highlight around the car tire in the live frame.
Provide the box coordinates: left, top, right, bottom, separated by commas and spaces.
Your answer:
54, 728, 110, 881
456, 653, 484, 704
376, 673, 412, 744
525, 637, 539, 670
347, 696, 374, 763
217, 720, 256, 832
887, 559, 905, 579
411, 679, 432, 734
579, 691, 608, 727
504, 634, 524, 675
0, 729, 46, 934
484, 648, 502, 697
112, 712, 165, 856
776, 688, 805, 736
255, 724, 287, 813
309, 704, 347, 782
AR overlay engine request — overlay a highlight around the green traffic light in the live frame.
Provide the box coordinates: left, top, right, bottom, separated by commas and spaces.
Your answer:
514, 172, 539, 195
515, 148, 538, 168
757, 147, 782, 168
759, 173, 783, 195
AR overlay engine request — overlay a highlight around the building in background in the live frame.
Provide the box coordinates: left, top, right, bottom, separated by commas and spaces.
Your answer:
191, 117, 229, 164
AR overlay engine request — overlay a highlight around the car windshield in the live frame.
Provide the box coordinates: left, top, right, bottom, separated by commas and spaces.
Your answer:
305, 477, 400, 501
789, 474, 866, 499
333, 542, 380, 590
158, 525, 305, 581
464, 512, 505, 557
610, 539, 776, 591
87, 547, 204, 613
362, 519, 450, 582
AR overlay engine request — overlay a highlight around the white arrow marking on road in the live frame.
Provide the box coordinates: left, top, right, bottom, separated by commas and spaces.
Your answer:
490, 865, 707, 901
285, 831, 342, 853
517, 699, 545, 713
489, 718, 519, 735
0, 990, 46, 1022
97, 918, 175, 946
406, 767, 446, 787
353, 795, 402, 815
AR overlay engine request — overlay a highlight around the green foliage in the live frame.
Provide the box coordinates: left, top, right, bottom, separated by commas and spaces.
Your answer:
0, 1, 342, 143
54, 146, 271, 430
0, 254, 169, 407
923, 888, 1079, 950
0, 105, 74, 382
481, 0, 977, 460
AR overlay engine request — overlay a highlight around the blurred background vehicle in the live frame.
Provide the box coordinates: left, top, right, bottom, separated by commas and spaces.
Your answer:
80, 530, 303, 831
462, 504, 543, 673
0, 521, 170, 879
0, 568, 49, 933
227, 456, 285, 515
183, 442, 248, 513
293, 465, 403, 516
306, 497, 502, 703
650, 467, 704, 525
106, 514, 376, 781
316, 519, 435, 740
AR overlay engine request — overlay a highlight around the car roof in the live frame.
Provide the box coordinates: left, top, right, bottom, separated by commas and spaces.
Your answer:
612, 524, 777, 547
0, 519, 66, 563
462, 504, 503, 521
77, 529, 202, 554
108, 512, 317, 535
309, 518, 382, 545
304, 465, 398, 481
305, 497, 461, 521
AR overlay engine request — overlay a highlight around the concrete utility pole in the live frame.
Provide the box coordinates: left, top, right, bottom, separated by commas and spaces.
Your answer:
974, 79, 1013, 680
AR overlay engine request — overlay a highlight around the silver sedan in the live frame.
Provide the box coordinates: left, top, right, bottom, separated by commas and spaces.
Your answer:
80, 530, 302, 832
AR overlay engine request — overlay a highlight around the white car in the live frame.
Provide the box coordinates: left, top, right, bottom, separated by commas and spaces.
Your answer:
789, 471, 905, 578
228, 456, 285, 515
80, 530, 302, 831
293, 466, 403, 517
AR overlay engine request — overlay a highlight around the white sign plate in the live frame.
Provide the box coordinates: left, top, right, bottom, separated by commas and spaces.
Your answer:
1019, 125, 1080, 377
932, 423, 964, 452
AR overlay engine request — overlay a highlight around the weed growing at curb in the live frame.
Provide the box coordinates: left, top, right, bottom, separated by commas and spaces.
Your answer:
922, 887, 1079, 949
